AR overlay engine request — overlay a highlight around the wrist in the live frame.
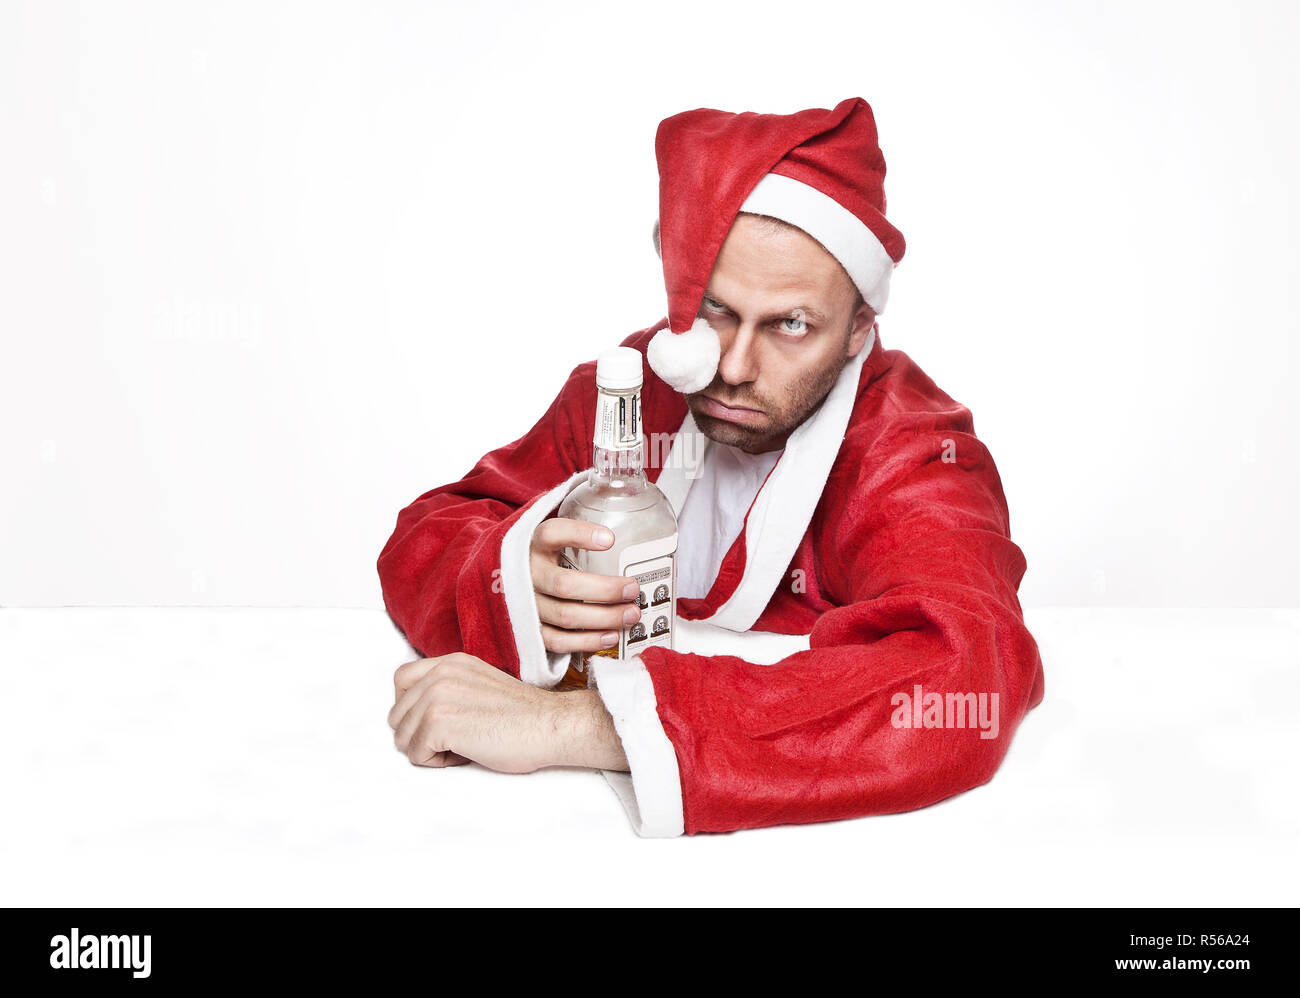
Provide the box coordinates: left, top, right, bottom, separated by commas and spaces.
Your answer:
550, 688, 630, 771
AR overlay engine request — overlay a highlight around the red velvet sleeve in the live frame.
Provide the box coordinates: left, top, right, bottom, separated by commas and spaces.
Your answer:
637, 410, 1046, 834
376, 363, 594, 676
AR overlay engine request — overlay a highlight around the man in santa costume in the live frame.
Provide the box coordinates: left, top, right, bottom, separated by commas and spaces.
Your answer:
379, 97, 1045, 836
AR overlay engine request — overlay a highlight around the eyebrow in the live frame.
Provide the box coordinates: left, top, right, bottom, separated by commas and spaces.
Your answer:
702, 289, 829, 326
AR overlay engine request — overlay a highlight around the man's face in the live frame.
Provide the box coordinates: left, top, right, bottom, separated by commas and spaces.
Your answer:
686, 213, 876, 454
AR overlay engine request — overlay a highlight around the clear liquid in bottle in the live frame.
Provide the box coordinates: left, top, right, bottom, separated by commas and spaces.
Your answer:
553, 348, 677, 689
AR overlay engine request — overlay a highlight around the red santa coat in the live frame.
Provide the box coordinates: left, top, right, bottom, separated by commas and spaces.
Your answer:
378, 319, 1046, 836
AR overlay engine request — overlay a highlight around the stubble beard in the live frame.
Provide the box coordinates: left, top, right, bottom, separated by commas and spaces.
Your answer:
689, 354, 846, 454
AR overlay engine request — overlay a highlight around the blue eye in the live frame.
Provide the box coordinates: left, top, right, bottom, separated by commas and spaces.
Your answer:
703, 297, 726, 312
781, 312, 808, 335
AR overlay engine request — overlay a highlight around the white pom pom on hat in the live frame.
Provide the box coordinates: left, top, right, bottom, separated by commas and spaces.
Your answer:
647, 97, 905, 394
647, 318, 721, 395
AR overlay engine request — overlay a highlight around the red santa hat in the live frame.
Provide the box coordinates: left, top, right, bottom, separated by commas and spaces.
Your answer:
647, 97, 907, 394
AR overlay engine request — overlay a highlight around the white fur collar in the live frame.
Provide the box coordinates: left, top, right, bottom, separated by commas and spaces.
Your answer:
658, 325, 875, 629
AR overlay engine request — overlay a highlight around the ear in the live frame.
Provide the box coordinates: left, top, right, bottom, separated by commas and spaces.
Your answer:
846, 300, 877, 358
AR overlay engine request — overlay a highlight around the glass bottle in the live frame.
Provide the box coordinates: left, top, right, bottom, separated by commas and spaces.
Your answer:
554, 347, 677, 690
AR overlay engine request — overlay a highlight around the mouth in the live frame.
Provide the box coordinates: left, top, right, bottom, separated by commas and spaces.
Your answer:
695, 394, 764, 424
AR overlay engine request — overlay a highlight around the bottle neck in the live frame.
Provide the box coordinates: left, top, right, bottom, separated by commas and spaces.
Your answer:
591, 441, 646, 484
591, 383, 646, 487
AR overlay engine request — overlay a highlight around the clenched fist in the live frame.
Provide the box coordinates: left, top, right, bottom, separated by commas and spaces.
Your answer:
529, 517, 641, 654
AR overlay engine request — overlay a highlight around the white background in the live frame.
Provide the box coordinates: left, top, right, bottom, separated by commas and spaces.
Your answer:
1, 0, 1297, 908
3, 0, 1296, 610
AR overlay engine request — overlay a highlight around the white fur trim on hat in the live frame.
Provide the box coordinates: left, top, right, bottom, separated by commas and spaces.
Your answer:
647, 317, 720, 394
740, 172, 895, 314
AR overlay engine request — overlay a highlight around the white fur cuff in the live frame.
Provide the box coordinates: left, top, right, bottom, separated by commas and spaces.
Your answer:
499, 470, 588, 688
587, 654, 686, 838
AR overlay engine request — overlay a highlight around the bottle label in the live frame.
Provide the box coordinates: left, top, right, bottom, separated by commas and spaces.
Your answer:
563, 534, 676, 671
620, 556, 674, 657
594, 390, 641, 451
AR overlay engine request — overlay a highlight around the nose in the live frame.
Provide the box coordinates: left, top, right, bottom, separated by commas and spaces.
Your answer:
715, 321, 760, 386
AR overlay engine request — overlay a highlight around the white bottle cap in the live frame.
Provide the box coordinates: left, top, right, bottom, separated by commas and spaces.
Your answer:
596, 347, 644, 391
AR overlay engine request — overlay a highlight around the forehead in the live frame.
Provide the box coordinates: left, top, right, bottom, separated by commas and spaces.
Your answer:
711, 214, 846, 300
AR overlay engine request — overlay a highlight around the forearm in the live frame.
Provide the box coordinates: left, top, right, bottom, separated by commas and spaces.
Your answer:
551, 689, 630, 772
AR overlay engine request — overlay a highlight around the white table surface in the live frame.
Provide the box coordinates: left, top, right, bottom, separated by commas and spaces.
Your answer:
1, 606, 1296, 906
